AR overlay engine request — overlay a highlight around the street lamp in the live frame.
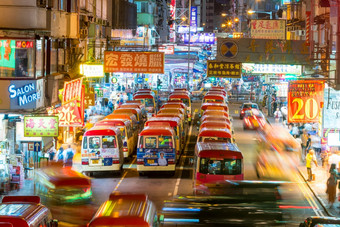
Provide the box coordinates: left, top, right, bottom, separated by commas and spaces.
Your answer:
247, 9, 272, 19
221, 13, 227, 17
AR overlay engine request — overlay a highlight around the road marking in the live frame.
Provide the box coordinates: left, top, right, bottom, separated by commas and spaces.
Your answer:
173, 112, 196, 196
292, 171, 323, 216
113, 157, 136, 192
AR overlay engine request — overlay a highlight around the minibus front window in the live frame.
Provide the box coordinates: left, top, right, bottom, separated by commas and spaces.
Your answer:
223, 159, 242, 175
89, 137, 100, 149
102, 136, 117, 148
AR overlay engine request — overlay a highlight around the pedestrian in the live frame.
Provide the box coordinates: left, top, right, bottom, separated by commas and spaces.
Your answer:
291, 124, 300, 137
311, 134, 322, 158
301, 129, 308, 160
306, 134, 312, 154
321, 150, 329, 168
57, 147, 64, 163
326, 164, 338, 208
48, 146, 56, 161
273, 108, 282, 123
64, 145, 75, 167
306, 149, 318, 181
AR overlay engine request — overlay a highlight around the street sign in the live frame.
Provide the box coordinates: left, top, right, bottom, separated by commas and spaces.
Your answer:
34, 142, 42, 152
28, 142, 34, 151
137, 78, 143, 84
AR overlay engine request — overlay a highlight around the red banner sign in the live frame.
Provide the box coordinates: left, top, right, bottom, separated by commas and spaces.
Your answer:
288, 80, 324, 123
62, 78, 83, 105
57, 85, 85, 127
104, 51, 164, 74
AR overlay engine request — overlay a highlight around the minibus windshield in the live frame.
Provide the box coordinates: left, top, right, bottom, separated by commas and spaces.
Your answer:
145, 98, 154, 107
89, 137, 100, 149
102, 136, 117, 148
200, 158, 241, 175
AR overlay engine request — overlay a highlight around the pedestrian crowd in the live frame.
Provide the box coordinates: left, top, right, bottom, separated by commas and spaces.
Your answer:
47, 144, 75, 167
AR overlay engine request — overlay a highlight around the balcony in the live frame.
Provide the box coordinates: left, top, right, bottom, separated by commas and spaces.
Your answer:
0, 0, 46, 29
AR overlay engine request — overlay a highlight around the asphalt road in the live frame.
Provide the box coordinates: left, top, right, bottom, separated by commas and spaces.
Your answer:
17, 101, 328, 226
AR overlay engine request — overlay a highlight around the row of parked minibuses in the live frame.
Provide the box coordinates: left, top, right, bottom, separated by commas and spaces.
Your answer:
193, 87, 244, 194
136, 88, 192, 176
81, 89, 158, 176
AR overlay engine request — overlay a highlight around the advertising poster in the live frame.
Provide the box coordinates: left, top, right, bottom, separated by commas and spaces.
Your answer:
138, 148, 174, 166
207, 61, 241, 78
288, 80, 324, 123
190, 6, 197, 33
250, 20, 286, 40
24, 116, 59, 137
323, 87, 340, 129
104, 51, 164, 74
182, 33, 215, 44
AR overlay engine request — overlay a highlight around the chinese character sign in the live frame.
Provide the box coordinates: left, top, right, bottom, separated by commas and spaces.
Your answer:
182, 33, 215, 44
24, 116, 59, 137
190, 6, 197, 32
62, 78, 83, 105
84, 93, 95, 109
79, 64, 104, 77
104, 52, 164, 74
207, 61, 241, 78
288, 80, 324, 123
250, 20, 286, 40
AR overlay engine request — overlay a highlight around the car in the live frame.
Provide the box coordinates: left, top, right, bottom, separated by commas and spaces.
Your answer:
243, 109, 266, 130
240, 102, 259, 119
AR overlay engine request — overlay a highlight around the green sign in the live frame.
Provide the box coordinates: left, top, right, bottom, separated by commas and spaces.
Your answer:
111, 77, 118, 84
24, 116, 59, 137
0, 40, 16, 69
95, 89, 103, 97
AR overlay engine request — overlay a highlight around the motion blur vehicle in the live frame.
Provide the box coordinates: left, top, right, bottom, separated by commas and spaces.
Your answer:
95, 119, 135, 158
0, 196, 58, 227
82, 126, 124, 175
197, 127, 233, 143
243, 109, 267, 130
34, 165, 92, 204
137, 126, 177, 176
239, 102, 259, 119
160, 181, 284, 226
300, 216, 340, 227
255, 125, 301, 180
194, 143, 243, 192
88, 193, 157, 227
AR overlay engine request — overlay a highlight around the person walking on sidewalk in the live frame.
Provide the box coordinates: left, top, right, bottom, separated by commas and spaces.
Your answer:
306, 149, 318, 181
301, 130, 308, 160
64, 145, 75, 167
326, 164, 338, 208
274, 108, 282, 123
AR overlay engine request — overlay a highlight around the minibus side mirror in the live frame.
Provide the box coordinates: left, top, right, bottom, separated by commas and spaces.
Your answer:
51, 219, 58, 227
197, 121, 200, 125
189, 158, 194, 166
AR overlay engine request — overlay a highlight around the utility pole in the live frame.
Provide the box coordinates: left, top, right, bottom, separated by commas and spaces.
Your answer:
187, 0, 191, 90
336, 0, 340, 89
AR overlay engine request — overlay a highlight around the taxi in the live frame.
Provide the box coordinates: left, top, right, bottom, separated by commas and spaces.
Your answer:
0, 196, 57, 227
88, 193, 158, 227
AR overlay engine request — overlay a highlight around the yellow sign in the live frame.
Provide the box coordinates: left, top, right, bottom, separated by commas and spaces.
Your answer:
80, 64, 104, 77
24, 116, 59, 137
233, 32, 243, 38
207, 61, 242, 78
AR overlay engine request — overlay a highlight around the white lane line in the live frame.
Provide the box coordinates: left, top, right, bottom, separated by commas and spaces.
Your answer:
113, 157, 136, 192
172, 112, 196, 196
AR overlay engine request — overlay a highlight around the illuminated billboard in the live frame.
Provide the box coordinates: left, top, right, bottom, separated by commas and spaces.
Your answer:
242, 63, 302, 75
24, 116, 59, 137
80, 64, 104, 77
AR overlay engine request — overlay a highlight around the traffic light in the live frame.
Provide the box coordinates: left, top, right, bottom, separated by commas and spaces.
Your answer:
157, 79, 162, 90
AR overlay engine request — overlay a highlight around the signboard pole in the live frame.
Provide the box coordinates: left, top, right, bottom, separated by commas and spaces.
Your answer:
187, 0, 191, 90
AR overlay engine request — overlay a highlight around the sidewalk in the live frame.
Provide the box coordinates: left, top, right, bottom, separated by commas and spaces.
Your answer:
265, 116, 336, 217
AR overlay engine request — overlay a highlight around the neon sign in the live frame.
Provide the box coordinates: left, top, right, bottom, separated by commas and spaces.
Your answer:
8, 83, 41, 106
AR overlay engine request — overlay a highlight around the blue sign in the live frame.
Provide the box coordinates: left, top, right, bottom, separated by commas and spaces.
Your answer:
137, 149, 175, 166
137, 77, 143, 84
183, 33, 215, 44
34, 142, 41, 152
190, 6, 197, 33
8, 80, 42, 110
103, 158, 113, 166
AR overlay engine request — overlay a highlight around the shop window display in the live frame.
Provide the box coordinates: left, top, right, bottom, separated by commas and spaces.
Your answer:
0, 39, 35, 78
